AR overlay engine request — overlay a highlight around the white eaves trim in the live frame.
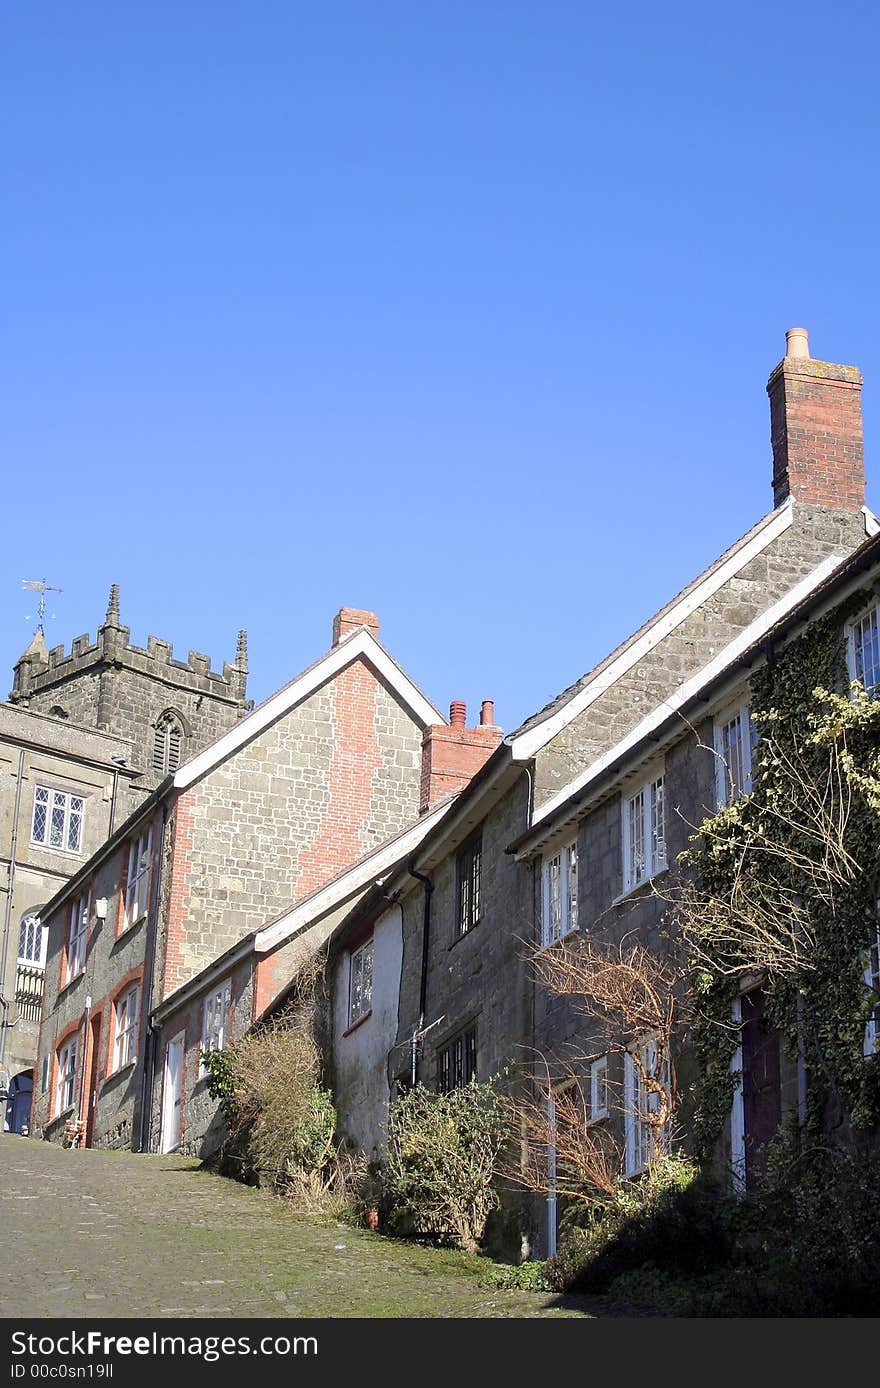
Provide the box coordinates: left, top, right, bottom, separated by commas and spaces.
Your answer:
510, 500, 795, 763
173, 627, 444, 791
863, 506, 880, 538
531, 551, 844, 828
254, 796, 456, 953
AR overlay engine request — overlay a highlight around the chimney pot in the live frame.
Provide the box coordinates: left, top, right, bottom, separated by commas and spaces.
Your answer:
480, 700, 495, 726
785, 326, 810, 360
449, 701, 467, 728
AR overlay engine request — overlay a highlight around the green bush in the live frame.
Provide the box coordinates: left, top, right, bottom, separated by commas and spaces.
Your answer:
548, 1155, 730, 1294
384, 1081, 508, 1252
548, 1143, 880, 1315
202, 1006, 360, 1214
478, 1259, 552, 1292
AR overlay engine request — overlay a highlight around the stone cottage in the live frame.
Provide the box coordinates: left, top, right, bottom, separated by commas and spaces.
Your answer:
31, 607, 454, 1151
322, 329, 877, 1256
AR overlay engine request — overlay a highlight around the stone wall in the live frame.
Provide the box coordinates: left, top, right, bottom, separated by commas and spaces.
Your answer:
396, 777, 533, 1089
0, 704, 137, 1089
32, 813, 159, 1149
161, 656, 424, 996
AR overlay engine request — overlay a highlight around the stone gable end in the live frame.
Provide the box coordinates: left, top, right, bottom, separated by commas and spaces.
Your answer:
162, 655, 424, 994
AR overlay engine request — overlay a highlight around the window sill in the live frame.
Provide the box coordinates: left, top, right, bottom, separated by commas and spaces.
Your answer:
48, 1104, 77, 1129
30, 841, 83, 860
342, 1009, 372, 1038
58, 970, 85, 997
613, 868, 669, 909
539, 925, 580, 951
115, 914, 146, 942
102, 1058, 137, 1087
449, 921, 481, 951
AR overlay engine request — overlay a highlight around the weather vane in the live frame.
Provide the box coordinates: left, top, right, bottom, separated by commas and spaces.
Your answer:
22, 578, 63, 634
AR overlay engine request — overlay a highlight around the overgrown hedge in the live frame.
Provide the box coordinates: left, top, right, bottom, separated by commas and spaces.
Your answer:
549, 1142, 880, 1315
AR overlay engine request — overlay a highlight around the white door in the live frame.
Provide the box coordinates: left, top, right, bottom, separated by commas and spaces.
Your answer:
160, 1033, 185, 1154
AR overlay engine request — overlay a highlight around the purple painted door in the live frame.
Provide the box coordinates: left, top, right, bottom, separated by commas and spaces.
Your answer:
741, 987, 782, 1188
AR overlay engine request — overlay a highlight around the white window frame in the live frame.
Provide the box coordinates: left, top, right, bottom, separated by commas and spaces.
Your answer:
714, 701, 757, 806
348, 937, 374, 1027
730, 995, 746, 1194
17, 912, 46, 968
66, 890, 91, 983
201, 980, 232, 1067
113, 983, 140, 1072
589, 1055, 609, 1121
540, 838, 579, 947
622, 767, 666, 894
123, 826, 153, 930
55, 1035, 79, 1116
31, 785, 85, 854
846, 603, 880, 695
624, 1035, 667, 1177
864, 910, 880, 1058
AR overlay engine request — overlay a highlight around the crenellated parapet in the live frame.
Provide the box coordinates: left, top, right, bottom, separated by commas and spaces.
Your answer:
10, 586, 249, 784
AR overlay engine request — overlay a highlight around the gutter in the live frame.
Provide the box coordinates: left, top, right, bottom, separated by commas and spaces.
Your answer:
138, 799, 170, 1153
407, 864, 434, 1086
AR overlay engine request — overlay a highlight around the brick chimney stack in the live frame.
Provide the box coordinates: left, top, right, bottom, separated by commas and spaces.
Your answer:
332, 607, 380, 646
419, 700, 502, 812
768, 327, 865, 511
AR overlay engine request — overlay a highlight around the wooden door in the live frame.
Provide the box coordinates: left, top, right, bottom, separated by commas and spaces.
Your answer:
84, 1015, 102, 1147
740, 987, 781, 1189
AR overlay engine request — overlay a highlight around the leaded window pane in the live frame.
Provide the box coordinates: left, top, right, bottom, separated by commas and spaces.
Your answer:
68, 798, 84, 852
18, 914, 42, 964
50, 793, 66, 848
32, 787, 48, 843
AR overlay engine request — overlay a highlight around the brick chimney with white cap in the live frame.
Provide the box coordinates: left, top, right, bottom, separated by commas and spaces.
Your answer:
767, 327, 865, 511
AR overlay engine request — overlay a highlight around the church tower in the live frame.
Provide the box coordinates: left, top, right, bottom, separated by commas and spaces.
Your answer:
10, 585, 250, 797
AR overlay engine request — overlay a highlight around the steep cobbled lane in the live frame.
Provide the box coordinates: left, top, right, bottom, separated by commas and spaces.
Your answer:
0, 1134, 591, 1319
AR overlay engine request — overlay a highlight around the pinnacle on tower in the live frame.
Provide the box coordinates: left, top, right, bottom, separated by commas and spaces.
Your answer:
235, 628, 248, 673
104, 583, 121, 627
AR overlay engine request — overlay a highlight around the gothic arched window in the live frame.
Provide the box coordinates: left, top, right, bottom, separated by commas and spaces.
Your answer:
153, 711, 185, 776
18, 912, 46, 967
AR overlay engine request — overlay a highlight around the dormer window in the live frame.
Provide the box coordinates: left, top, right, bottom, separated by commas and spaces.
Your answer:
153, 711, 185, 775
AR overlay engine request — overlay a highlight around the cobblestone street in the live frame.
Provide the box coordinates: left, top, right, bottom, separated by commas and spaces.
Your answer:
0, 1135, 591, 1319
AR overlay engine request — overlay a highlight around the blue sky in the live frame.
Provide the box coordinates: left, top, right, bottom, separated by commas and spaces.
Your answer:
3, 3, 879, 732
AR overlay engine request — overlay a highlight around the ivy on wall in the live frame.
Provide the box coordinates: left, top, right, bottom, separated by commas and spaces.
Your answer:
679, 591, 880, 1162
